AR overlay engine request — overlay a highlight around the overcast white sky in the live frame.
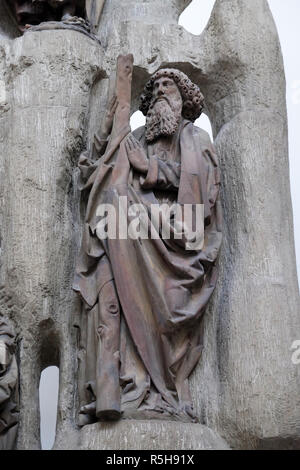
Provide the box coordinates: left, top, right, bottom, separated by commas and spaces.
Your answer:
40, 0, 300, 450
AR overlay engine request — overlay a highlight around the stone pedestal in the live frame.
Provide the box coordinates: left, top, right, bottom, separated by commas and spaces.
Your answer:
0, 29, 104, 449
57, 421, 230, 450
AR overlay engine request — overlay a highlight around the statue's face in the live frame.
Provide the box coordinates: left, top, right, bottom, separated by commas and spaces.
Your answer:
152, 77, 183, 113
145, 76, 183, 142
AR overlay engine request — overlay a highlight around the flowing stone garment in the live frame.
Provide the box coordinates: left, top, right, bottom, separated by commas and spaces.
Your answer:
74, 113, 222, 425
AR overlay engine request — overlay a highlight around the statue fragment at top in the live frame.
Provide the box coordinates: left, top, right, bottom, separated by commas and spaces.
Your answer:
73, 55, 223, 425
5, 0, 105, 38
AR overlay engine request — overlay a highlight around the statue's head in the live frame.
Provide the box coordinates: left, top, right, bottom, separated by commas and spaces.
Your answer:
140, 69, 204, 142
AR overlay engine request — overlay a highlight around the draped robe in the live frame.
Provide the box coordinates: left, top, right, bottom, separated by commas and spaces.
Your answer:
0, 317, 19, 449
73, 119, 222, 425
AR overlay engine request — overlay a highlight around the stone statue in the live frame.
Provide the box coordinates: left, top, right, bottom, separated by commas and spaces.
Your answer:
5, 0, 104, 35
73, 55, 222, 425
1, 0, 299, 450
0, 316, 19, 450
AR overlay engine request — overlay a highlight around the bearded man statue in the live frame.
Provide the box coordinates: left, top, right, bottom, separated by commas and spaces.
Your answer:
73, 56, 222, 426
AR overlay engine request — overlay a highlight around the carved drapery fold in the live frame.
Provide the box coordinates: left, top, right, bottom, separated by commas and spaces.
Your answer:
0, 317, 19, 450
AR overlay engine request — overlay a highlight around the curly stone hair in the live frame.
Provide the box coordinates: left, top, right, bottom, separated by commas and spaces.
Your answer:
139, 68, 204, 122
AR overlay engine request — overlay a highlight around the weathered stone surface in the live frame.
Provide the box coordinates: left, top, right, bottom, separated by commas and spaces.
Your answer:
91, 0, 300, 449
0, 29, 104, 449
0, 0, 299, 450
0, 2, 20, 39
78, 421, 230, 451
194, 0, 300, 449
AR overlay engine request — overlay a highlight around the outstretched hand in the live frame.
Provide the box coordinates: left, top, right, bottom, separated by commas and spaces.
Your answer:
125, 135, 149, 174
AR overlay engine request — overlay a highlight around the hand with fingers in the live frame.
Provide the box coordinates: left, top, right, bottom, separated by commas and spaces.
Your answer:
125, 135, 149, 174
100, 95, 118, 140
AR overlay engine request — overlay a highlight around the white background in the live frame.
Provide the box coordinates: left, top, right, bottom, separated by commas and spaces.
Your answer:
39, 0, 300, 450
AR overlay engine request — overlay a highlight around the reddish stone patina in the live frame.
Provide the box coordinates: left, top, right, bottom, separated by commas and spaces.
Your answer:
73, 55, 222, 424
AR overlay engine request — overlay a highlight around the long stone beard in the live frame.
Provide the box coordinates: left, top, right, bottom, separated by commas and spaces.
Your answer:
145, 100, 182, 143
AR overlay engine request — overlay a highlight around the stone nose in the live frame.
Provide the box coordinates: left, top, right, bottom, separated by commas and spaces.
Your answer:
157, 85, 164, 95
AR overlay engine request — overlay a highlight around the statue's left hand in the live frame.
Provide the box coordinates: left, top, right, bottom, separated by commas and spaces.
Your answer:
124, 135, 149, 174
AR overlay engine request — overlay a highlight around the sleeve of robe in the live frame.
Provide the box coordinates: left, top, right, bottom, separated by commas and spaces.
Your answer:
78, 131, 109, 190
141, 156, 181, 191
